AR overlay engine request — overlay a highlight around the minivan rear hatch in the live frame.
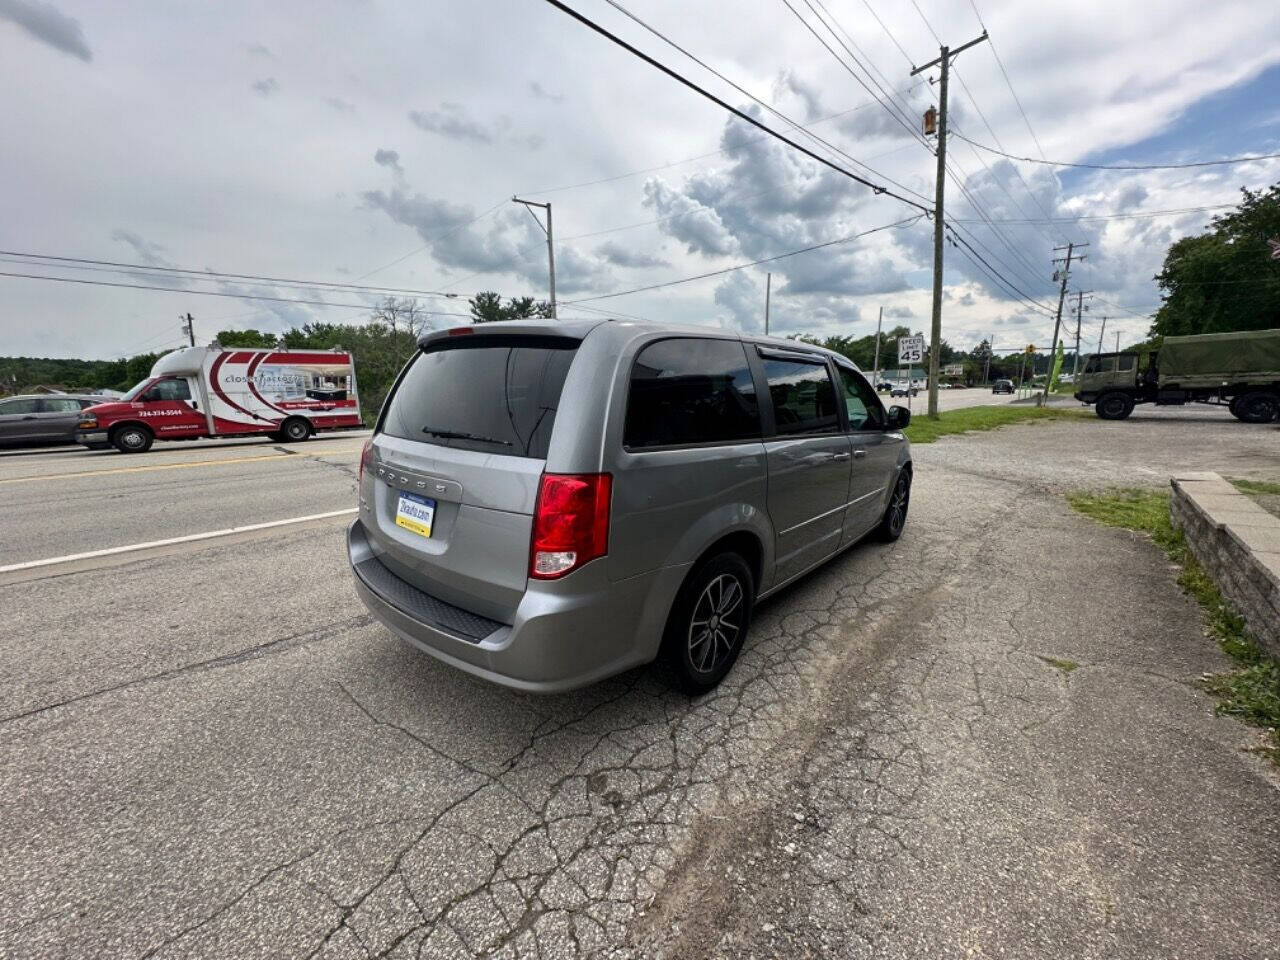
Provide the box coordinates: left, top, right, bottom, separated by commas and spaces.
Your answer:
364, 331, 583, 625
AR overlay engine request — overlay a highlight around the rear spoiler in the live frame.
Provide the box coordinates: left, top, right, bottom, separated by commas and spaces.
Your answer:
416, 319, 604, 352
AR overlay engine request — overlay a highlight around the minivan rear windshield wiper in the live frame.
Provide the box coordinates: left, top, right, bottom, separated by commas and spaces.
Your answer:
421, 427, 512, 446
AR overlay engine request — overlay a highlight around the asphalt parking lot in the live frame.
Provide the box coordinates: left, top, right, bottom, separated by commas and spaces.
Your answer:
2, 406, 1278, 959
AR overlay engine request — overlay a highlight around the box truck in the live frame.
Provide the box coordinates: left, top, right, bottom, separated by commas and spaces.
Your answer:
76, 345, 362, 452
1074, 329, 1280, 422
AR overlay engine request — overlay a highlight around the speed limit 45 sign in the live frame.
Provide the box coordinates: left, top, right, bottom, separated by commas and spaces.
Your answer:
897, 335, 924, 364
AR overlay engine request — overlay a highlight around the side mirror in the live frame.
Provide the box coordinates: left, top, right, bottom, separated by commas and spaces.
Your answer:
886, 405, 911, 430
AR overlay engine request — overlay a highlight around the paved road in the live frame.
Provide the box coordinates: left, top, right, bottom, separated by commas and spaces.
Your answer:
2, 409, 1277, 958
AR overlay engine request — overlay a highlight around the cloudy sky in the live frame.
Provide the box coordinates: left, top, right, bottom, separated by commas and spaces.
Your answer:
2, 0, 1279, 361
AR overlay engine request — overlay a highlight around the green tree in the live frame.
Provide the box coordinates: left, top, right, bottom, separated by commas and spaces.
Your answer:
215, 329, 278, 348
1151, 183, 1280, 337
468, 291, 553, 323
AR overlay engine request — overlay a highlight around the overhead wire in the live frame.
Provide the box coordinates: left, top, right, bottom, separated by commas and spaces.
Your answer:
965, 0, 1046, 158
0, 250, 466, 301
540, 0, 933, 212
0, 270, 478, 316
950, 131, 1280, 170
564, 214, 926, 304
782, 0, 1058, 304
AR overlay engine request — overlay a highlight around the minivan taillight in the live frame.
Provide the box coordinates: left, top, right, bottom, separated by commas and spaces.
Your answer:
530, 473, 612, 579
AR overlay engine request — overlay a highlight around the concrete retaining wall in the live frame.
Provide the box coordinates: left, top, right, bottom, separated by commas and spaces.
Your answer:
1170, 472, 1280, 660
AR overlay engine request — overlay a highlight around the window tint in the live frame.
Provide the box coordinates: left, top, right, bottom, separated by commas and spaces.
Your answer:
834, 365, 885, 431
40, 398, 84, 413
762, 356, 839, 435
145, 379, 191, 402
1116, 354, 1136, 371
625, 338, 760, 448
382, 338, 578, 458
1, 398, 40, 414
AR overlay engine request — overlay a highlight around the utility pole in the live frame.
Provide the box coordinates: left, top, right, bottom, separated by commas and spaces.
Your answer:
872, 305, 883, 383
1039, 242, 1087, 406
511, 197, 557, 318
180, 312, 195, 347
1071, 291, 1092, 382
1116, 331, 1121, 353
983, 333, 993, 384
1096, 316, 1107, 358
764, 272, 772, 335
911, 29, 987, 420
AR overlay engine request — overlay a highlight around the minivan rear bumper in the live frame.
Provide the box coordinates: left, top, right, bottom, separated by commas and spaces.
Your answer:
347, 519, 686, 693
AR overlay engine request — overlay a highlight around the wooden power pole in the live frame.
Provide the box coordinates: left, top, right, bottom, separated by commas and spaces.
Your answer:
911, 30, 987, 420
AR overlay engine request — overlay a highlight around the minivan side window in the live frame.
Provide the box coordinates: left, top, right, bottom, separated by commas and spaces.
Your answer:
625, 338, 761, 449
761, 356, 839, 436
834, 365, 886, 431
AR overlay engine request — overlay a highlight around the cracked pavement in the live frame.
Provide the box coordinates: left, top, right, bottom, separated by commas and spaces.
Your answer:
2, 408, 1278, 958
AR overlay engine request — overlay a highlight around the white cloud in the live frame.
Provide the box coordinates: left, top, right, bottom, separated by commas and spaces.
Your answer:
2, 0, 1279, 357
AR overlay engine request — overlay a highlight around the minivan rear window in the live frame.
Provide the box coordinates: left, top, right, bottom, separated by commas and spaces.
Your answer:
382, 338, 578, 458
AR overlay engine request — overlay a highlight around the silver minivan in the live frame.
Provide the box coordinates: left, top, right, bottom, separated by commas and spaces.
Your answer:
349, 320, 912, 694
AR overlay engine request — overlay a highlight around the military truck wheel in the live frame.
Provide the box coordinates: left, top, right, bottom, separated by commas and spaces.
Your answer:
1095, 392, 1134, 420
1228, 397, 1243, 420
1236, 391, 1279, 424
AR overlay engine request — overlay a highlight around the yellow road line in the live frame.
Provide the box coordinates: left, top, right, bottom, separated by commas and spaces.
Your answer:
0, 446, 364, 485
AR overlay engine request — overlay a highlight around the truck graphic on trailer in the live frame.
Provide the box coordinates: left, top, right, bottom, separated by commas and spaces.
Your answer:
75, 345, 363, 453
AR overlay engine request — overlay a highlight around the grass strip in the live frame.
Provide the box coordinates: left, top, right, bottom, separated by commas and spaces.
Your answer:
1229, 477, 1280, 497
1067, 488, 1280, 765
902, 405, 1090, 444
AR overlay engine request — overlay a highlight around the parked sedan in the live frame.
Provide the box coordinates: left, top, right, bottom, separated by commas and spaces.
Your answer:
0, 394, 109, 447
890, 384, 919, 398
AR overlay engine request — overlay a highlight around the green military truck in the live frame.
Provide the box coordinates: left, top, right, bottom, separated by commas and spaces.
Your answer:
1074, 329, 1280, 423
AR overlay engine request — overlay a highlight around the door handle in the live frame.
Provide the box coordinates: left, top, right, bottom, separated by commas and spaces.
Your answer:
829, 451, 851, 462
853, 449, 867, 459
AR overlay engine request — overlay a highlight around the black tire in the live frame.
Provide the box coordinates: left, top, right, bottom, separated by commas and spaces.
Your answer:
662, 552, 754, 695
1235, 391, 1279, 424
877, 470, 911, 542
1095, 392, 1134, 420
111, 423, 153, 453
1228, 396, 1242, 420
280, 417, 311, 442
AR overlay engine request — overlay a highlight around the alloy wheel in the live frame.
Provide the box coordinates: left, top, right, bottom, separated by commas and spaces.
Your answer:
687, 573, 744, 674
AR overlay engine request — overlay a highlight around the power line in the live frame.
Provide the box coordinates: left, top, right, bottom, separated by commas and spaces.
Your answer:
780, 0, 933, 151
0, 250, 466, 301
353, 198, 508, 282
0, 270, 478, 315
525, 81, 928, 197
598, 0, 931, 203
951, 202, 1237, 224
564, 214, 926, 304
539, 0, 933, 214
966, 0, 1046, 158
951, 130, 1280, 170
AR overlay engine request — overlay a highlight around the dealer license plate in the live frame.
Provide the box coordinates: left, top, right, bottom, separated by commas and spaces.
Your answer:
395, 492, 436, 538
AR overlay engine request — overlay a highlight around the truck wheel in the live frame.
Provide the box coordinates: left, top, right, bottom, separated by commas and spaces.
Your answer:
1228, 397, 1243, 420
1236, 391, 1280, 424
112, 424, 153, 453
280, 417, 311, 442
662, 552, 755, 695
1095, 392, 1134, 420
